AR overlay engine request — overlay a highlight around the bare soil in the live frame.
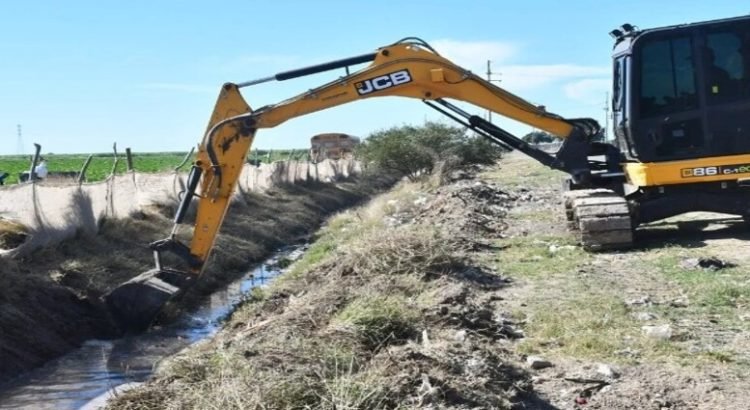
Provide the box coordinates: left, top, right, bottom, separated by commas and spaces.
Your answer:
0, 177, 389, 385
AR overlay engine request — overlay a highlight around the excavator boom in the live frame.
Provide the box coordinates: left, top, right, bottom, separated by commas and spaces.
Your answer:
106, 38, 603, 331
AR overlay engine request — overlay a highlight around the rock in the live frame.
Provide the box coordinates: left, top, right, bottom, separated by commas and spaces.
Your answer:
453, 330, 467, 342
465, 357, 485, 375
642, 324, 673, 340
596, 363, 620, 379
615, 348, 640, 358
413, 197, 429, 207
506, 328, 525, 338
421, 329, 431, 348
526, 355, 553, 369
670, 297, 689, 308
679, 257, 735, 271
626, 295, 651, 306
548, 244, 576, 253
633, 311, 658, 321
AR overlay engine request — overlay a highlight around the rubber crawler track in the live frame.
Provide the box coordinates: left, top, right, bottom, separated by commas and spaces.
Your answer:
563, 189, 633, 251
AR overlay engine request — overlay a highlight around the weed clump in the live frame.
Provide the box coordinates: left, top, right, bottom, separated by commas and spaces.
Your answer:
0, 218, 28, 249
337, 227, 467, 278
335, 295, 418, 350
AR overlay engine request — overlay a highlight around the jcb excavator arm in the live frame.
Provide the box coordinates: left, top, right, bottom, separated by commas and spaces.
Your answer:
106, 38, 605, 330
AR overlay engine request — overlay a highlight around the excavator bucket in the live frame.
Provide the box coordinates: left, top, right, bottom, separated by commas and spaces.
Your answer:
105, 268, 194, 332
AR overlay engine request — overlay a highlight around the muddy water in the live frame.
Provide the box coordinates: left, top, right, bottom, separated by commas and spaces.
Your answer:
0, 245, 305, 409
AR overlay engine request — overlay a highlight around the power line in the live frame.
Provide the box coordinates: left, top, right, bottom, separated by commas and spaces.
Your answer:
602, 92, 609, 140
486, 60, 502, 123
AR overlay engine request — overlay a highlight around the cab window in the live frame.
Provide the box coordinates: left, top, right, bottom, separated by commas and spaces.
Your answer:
705, 28, 749, 103
640, 36, 698, 117
612, 57, 625, 112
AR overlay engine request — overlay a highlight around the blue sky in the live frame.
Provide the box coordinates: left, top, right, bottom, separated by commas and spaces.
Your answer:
1, 1, 748, 154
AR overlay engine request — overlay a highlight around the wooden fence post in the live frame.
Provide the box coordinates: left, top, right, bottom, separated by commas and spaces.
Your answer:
110, 143, 119, 176
78, 154, 94, 183
125, 147, 134, 171
27, 143, 41, 182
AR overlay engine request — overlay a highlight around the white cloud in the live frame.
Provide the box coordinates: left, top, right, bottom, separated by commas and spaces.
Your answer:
428, 39, 608, 92
563, 78, 610, 104
430, 39, 518, 69
501, 64, 609, 91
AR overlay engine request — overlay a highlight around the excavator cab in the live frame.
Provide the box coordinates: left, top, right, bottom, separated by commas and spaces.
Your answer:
611, 15, 750, 163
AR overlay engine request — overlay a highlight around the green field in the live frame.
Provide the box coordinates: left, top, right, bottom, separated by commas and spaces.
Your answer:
0, 149, 308, 185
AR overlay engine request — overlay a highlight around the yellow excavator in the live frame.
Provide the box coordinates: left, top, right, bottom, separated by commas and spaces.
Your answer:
107, 15, 750, 330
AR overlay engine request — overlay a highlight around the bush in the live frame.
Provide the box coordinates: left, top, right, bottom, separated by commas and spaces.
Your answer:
521, 131, 557, 144
357, 122, 504, 181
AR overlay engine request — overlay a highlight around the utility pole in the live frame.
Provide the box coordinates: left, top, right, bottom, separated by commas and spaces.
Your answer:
16, 124, 24, 155
486, 60, 502, 123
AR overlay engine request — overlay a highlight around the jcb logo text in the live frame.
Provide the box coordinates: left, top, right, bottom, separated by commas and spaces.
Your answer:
355, 70, 412, 95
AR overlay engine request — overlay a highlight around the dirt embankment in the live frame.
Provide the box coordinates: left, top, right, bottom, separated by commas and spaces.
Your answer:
108, 166, 547, 409
0, 176, 391, 385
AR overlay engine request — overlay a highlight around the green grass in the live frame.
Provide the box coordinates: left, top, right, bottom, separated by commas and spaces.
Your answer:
517, 291, 641, 359
334, 295, 418, 349
0, 149, 308, 185
494, 234, 588, 278
647, 253, 750, 310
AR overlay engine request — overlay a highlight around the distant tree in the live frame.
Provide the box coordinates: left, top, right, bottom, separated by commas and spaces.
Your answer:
522, 131, 557, 144
358, 122, 504, 181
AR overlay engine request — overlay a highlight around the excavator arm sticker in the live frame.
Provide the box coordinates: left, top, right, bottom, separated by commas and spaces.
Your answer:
355, 69, 412, 95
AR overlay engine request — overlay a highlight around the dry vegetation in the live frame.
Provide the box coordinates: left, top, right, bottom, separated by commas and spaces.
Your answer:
108, 166, 545, 409
0, 218, 27, 250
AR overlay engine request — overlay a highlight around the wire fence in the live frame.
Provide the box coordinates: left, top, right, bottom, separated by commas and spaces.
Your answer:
0, 144, 312, 186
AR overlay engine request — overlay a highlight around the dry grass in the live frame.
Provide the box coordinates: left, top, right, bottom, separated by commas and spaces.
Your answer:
336, 227, 467, 278
0, 218, 28, 249
108, 169, 532, 409
334, 295, 419, 350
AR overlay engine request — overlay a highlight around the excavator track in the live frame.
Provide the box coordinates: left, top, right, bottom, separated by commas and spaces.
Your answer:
563, 189, 633, 251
